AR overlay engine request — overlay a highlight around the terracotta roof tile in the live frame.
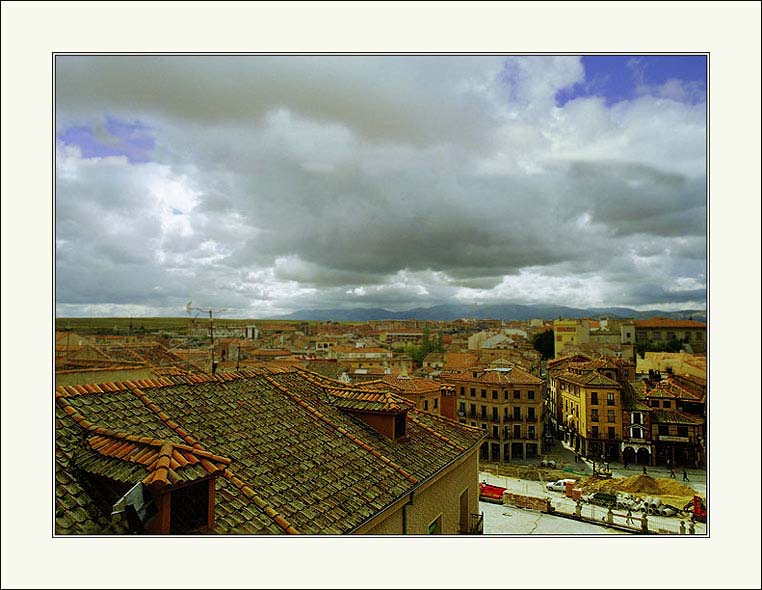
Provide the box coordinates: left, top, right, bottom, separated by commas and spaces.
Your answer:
57, 368, 484, 535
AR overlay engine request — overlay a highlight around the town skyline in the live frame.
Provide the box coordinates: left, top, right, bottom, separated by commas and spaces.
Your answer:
55, 54, 707, 319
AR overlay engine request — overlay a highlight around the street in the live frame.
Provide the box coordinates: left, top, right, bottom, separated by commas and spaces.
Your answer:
478, 439, 707, 535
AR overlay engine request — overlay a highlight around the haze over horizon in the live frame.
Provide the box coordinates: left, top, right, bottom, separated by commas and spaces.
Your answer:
55, 55, 707, 319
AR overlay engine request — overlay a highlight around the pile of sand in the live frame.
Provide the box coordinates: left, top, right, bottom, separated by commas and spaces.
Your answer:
482, 463, 584, 483
580, 474, 695, 501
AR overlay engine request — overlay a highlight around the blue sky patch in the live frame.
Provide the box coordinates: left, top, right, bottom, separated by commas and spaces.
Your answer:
58, 115, 155, 163
556, 55, 707, 107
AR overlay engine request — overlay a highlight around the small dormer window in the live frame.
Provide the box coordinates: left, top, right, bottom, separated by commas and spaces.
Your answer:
394, 413, 407, 439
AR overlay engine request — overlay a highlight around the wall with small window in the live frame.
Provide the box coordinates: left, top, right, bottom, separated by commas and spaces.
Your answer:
361, 449, 480, 535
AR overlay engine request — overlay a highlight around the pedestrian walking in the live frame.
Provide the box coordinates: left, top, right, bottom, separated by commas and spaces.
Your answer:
642, 465, 647, 475
683, 469, 689, 482
623, 459, 628, 470
670, 468, 676, 478
626, 508, 633, 525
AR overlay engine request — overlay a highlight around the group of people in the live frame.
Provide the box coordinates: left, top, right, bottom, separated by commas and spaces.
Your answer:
667, 460, 690, 481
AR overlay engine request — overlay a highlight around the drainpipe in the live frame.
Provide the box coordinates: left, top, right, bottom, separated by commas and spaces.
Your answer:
402, 490, 415, 534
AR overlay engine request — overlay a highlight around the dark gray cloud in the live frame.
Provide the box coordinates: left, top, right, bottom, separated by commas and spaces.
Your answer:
55, 56, 707, 317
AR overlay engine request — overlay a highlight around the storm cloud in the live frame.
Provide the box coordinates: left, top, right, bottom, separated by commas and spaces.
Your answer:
55, 55, 707, 317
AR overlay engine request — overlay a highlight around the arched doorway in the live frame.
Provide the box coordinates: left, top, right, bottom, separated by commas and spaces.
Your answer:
623, 446, 636, 466
636, 447, 650, 465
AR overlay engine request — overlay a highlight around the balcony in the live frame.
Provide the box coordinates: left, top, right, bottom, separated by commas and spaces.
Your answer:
525, 416, 537, 423
459, 512, 484, 535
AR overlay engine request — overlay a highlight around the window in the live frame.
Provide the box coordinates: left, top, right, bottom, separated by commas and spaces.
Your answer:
677, 426, 688, 437
630, 425, 644, 439
481, 423, 487, 430
471, 422, 476, 427
528, 390, 535, 400
590, 392, 598, 405
608, 427, 615, 440
481, 389, 487, 398
513, 425, 521, 439
513, 407, 521, 420
470, 388, 476, 397
504, 391, 509, 400
591, 409, 599, 422
607, 410, 615, 423
492, 425, 499, 439
481, 405, 487, 419
458, 402, 465, 415
528, 408, 535, 420
658, 424, 670, 436
469, 403, 476, 417
492, 407, 498, 420
663, 400, 672, 408
459, 387, 465, 396
695, 332, 702, 340
631, 412, 643, 425
433, 398, 438, 409
528, 425, 535, 439
423, 400, 428, 411
459, 490, 469, 534
394, 414, 406, 439
591, 426, 599, 438
607, 392, 615, 406
492, 390, 498, 400
513, 390, 520, 400
428, 515, 442, 535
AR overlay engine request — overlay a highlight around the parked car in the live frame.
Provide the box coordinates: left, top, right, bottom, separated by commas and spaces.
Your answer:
546, 478, 576, 492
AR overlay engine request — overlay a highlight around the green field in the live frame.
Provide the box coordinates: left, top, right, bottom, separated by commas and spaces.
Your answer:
55, 317, 308, 335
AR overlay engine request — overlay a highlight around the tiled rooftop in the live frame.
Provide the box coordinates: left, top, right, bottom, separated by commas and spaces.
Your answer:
634, 318, 707, 329
55, 369, 484, 535
443, 352, 479, 370
556, 369, 620, 388
652, 409, 705, 425
446, 366, 543, 386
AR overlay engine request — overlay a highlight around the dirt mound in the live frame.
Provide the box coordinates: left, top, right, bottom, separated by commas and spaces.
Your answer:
580, 474, 695, 499
481, 462, 585, 483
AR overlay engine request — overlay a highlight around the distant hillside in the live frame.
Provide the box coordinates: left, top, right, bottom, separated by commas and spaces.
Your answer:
271, 303, 707, 322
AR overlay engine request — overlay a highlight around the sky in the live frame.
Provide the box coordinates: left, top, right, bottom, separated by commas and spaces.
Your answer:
55, 55, 707, 318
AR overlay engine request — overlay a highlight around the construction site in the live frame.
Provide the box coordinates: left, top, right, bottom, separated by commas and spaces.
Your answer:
478, 443, 707, 535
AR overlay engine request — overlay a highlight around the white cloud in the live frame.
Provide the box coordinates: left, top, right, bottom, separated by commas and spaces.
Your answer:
55, 56, 706, 317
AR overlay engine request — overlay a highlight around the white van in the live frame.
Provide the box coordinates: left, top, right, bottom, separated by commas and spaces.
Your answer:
546, 478, 576, 492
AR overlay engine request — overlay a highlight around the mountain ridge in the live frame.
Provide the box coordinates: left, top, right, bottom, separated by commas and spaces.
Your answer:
268, 303, 707, 322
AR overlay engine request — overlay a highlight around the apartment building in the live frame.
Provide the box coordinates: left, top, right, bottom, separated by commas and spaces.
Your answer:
444, 366, 545, 462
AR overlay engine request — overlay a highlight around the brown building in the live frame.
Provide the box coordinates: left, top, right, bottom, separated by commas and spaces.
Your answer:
443, 366, 545, 462
55, 369, 485, 535
634, 318, 707, 353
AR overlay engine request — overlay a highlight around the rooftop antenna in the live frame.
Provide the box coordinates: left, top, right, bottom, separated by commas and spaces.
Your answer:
186, 302, 229, 374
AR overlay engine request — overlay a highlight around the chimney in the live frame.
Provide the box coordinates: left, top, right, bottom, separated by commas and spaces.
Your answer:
439, 385, 457, 420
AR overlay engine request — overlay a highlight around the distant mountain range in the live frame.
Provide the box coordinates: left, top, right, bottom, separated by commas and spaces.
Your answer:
270, 303, 707, 322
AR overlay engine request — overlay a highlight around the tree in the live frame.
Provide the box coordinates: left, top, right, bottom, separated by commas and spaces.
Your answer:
532, 329, 554, 360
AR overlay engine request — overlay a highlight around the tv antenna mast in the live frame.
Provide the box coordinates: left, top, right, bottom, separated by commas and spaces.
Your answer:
186, 302, 229, 374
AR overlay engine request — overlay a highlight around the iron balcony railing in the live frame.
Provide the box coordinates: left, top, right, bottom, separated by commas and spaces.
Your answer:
459, 512, 484, 535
